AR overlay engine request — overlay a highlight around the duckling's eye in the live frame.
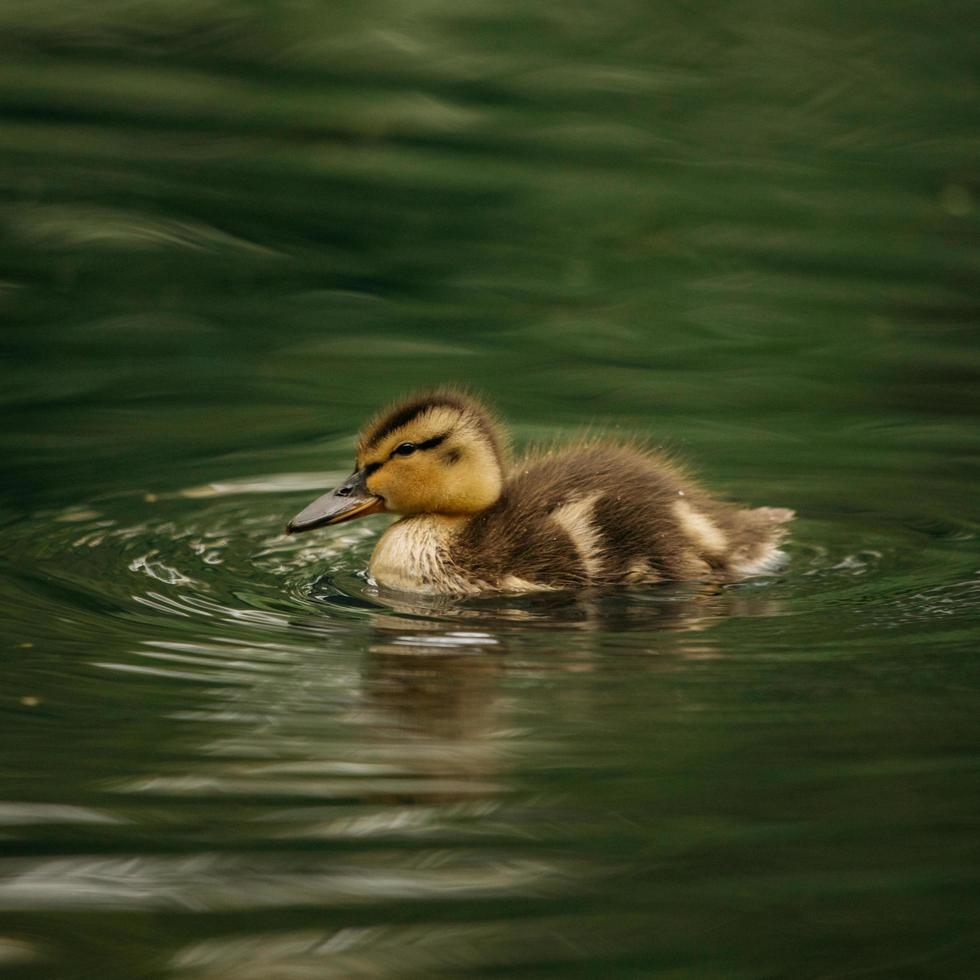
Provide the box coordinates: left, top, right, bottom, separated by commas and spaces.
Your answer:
393, 442, 417, 457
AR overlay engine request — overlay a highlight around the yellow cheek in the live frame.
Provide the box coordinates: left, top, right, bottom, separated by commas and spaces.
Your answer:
368, 460, 434, 512
366, 470, 391, 500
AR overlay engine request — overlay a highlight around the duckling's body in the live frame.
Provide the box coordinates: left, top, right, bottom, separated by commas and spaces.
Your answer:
287, 390, 793, 595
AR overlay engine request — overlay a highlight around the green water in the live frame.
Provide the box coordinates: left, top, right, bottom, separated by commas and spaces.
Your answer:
2, 2, 979, 977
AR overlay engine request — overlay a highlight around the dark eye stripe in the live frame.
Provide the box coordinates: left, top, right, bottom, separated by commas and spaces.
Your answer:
365, 432, 450, 472
417, 432, 448, 451
386, 432, 448, 459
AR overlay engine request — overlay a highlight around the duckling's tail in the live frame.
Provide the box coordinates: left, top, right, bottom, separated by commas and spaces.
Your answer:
728, 506, 795, 577
749, 506, 795, 525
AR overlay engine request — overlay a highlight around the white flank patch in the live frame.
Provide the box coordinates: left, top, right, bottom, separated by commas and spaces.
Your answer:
672, 499, 728, 554
551, 493, 604, 579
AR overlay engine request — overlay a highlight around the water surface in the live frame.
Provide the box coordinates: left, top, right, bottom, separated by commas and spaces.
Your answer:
2, 1, 979, 977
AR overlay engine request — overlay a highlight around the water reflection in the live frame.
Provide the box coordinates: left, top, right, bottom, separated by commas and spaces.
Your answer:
4, 494, 978, 979
365, 637, 506, 747
37, 579, 799, 935
103, 579, 794, 823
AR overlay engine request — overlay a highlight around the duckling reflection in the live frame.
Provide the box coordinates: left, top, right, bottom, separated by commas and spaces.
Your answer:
365, 631, 505, 743
351, 576, 788, 638
113, 584, 788, 823
357, 582, 788, 752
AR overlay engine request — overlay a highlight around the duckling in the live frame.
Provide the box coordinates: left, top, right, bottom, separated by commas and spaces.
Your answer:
286, 389, 794, 595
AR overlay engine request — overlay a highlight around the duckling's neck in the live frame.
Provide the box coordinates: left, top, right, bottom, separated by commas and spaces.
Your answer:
368, 513, 476, 595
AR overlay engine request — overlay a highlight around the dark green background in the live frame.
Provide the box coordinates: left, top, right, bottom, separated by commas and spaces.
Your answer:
2, 1, 979, 977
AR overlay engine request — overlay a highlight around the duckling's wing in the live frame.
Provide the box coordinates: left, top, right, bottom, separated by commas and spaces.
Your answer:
457, 447, 795, 587
455, 445, 694, 588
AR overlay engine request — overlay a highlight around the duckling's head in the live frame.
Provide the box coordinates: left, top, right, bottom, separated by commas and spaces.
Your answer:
287, 390, 505, 533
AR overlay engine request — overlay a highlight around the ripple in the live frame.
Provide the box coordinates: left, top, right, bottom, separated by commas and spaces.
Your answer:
251, 801, 503, 842
117, 773, 509, 800
0, 803, 124, 826
128, 552, 198, 586
11, 483, 978, 671
168, 913, 642, 980
7, 202, 281, 256
0, 852, 567, 912
0, 937, 38, 968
